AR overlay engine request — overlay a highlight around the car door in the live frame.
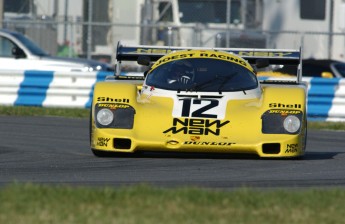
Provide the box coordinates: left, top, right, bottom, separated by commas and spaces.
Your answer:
0, 35, 37, 71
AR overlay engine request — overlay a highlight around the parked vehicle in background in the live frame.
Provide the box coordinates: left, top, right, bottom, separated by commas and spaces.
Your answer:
272, 59, 345, 78
0, 29, 114, 72
301, 59, 345, 78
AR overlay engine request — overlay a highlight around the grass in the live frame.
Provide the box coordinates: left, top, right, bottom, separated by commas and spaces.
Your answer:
0, 105, 89, 118
1, 183, 345, 224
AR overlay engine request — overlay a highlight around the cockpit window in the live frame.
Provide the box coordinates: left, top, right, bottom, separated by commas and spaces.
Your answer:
145, 58, 258, 92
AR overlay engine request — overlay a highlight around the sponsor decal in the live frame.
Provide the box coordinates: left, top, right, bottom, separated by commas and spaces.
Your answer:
155, 53, 196, 65
269, 103, 302, 109
116, 76, 144, 80
184, 141, 236, 146
199, 53, 248, 67
97, 103, 130, 109
97, 137, 110, 147
97, 97, 130, 103
190, 136, 201, 141
154, 52, 249, 69
268, 110, 301, 115
237, 51, 294, 57
141, 85, 155, 101
163, 118, 230, 136
285, 144, 298, 153
132, 48, 294, 58
134, 48, 173, 54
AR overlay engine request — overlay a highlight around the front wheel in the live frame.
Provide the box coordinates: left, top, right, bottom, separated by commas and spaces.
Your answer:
91, 149, 141, 157
91, 149, 117, 157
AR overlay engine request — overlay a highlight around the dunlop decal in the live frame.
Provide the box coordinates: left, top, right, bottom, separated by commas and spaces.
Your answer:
97, 103, 130, 109
268, 110, 301, 115
184, 141, 235, 146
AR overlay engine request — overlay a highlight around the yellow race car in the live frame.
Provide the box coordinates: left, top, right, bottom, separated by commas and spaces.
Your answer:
90, 42, 307, 158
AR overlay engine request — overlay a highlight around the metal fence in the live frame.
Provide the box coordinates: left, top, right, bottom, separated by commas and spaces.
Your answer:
2, 19, 345, 65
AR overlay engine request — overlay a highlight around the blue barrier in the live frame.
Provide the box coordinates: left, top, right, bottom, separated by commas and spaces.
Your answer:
85, 71, 113, 108
307, 78, 341, 120
14, 70, 55, 107
1, 70, 345, 121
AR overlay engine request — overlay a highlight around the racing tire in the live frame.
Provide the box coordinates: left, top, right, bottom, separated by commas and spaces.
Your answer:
293, 119, 307, 160
91, 149, 142, 157
91, 149, 118, 157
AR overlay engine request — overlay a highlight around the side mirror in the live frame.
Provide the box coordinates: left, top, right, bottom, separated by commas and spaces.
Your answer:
137, 55, 151, 66
255, 59, 270, 69
12, 46, 26, 59
321, 72, 333, 78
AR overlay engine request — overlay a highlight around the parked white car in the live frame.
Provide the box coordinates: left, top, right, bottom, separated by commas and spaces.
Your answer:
0, 29, 114, 72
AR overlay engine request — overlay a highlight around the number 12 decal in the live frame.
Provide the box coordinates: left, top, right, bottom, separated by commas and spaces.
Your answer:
180, 99, 219, 118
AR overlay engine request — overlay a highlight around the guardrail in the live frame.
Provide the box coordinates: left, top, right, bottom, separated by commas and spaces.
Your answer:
0, 70, 344, 121
306, 77, 345, 122
0, 70, 109, 108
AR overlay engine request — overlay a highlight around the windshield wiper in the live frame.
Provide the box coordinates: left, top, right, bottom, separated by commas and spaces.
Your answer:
189, 72, 239, 93
188, 75, 222, 92
217, 72, 239, 94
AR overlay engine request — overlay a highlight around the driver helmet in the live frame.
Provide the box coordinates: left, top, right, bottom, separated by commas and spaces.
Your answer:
168, 60, 194, 83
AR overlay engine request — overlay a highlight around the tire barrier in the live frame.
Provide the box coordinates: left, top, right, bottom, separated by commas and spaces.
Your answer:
0, 70, 344, 121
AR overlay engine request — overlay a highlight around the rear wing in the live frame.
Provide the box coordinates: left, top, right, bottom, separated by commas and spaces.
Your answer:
116, 42, 303, 83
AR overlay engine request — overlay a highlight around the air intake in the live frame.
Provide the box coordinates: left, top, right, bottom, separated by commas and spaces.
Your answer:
262, 143, 280, 154
113, 138, 131, 149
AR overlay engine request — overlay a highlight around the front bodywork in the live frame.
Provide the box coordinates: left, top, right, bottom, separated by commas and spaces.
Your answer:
90, 44, 307, 158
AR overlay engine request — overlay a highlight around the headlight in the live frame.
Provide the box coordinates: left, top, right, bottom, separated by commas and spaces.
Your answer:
94, 103, 135, 129
283, 115, 301, 133
96, 108, 114, 126
262, 110, 303, 134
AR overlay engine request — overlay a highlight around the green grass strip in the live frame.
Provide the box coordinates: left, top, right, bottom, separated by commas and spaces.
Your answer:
0, 106, 89, 118
1, 183, 345, 224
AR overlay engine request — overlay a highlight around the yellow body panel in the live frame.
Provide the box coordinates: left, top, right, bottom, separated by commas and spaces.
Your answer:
91, 81, 307, 158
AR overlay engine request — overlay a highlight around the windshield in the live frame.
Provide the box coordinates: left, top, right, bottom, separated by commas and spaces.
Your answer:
12, 32, 49, 56
178, 0, 241, 23
334, 63, 345, 77
145, 58, 258, 92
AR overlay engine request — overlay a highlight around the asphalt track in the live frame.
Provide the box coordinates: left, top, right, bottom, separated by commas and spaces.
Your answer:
1, 115, 345, 189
